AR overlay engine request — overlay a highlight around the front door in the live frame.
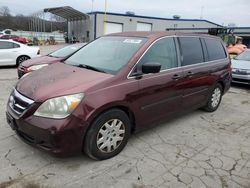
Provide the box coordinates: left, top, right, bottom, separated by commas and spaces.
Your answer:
130, 37, 184, 128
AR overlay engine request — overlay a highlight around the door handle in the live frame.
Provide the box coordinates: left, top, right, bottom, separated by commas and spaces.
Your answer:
172, 74, 181, 80
186, 71, 194, 77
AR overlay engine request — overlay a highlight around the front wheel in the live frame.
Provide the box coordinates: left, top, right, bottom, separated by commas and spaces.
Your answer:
203, 84, 223, 112
84, 109, 131, 160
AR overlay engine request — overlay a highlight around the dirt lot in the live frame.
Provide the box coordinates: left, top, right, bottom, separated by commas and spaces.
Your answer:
0, 45, 250, 188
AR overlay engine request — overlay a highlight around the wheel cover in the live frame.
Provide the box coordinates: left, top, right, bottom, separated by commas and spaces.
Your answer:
96, 119, 125, 153
18, 56, 28, 63
211, 88, 221, 108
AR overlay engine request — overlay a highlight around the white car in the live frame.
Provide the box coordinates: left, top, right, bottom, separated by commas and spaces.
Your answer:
0, 39, 40, 66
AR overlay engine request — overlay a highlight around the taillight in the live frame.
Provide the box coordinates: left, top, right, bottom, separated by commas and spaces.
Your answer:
37, 50, 40, 55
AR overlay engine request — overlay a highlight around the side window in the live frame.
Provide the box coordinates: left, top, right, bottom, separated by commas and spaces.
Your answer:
138, 37, 178, 71
13, 43, 20, 48
0, 41, 15, 49
204, 38, 227, 61
179, 37, 204, 66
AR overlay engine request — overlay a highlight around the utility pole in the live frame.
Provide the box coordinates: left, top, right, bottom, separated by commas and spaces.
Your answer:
91, 0, 94, 13
104, 0, 107, 34
200, 6, 204, 19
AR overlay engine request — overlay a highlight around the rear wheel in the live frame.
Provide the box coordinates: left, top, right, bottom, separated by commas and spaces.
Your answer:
84, 109, 131, 160
16, 56, 30, 66
203, 84, 223, 112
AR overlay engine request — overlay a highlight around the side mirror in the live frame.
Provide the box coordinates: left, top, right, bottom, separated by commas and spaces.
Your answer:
142, 62, 161, 74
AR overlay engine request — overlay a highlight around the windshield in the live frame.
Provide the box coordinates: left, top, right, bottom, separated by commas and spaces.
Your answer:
235, 51, 250, 61
49, 44, 84, 58
65, 36, 147, 74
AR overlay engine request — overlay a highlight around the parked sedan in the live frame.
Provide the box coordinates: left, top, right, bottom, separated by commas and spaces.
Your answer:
0, 39, 40, 67
0, 34, 28, 44
18, 43, 86, 78
231, 50, 250, 84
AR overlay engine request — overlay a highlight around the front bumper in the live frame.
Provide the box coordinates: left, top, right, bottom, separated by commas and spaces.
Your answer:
232, 73, 250, 85
17, 66, 28, 79
6, 109, 88, 157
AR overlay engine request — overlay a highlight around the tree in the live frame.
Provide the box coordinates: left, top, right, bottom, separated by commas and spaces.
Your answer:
0, 6, 11, 17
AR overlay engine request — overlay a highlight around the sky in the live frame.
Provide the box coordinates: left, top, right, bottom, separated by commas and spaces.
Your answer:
1, 0, 250, 27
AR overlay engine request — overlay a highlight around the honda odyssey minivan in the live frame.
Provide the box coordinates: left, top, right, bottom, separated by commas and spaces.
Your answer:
6, 32, 231, 160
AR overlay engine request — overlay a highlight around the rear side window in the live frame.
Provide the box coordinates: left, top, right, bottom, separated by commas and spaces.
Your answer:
204, 38, 226, 61
13, 43, 20, 48
179, 37, 204, 66
0, 41, 15, 49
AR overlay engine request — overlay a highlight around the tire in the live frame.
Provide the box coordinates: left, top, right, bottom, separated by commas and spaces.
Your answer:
16, 56, 30, 66
203, 84, 223, 112
84, 109, 131, 160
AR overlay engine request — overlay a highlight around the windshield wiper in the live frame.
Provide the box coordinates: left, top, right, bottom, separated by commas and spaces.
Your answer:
76, 64, 106, 73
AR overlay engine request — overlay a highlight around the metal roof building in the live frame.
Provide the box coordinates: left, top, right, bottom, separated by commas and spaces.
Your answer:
44, 6, 250, 47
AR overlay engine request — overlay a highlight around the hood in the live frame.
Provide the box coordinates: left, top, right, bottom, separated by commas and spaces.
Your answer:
21, 55, 62, 67
16, 63, 113, 102
231, 59, 250, 70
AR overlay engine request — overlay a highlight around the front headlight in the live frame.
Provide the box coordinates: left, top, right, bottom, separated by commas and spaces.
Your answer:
34, 93, 84, 119
28, 64, 48, 71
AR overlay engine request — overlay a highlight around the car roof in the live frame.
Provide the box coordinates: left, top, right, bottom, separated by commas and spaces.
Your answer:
107, 31, 220, 40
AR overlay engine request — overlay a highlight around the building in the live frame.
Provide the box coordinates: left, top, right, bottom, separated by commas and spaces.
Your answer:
44, 6, 250, 47
88, 11, 222, 40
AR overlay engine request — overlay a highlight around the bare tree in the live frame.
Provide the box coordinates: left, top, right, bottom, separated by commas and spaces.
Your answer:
0, 6, 11, 16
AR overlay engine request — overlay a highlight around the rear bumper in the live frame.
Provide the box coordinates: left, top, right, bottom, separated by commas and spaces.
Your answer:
6, 111, 88, 157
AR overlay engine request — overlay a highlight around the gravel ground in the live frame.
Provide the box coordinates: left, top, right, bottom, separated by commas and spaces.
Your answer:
0, 45, 250, 188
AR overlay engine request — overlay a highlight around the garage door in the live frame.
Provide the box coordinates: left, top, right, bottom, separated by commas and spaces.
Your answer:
105, 22, 123, 34
136, 22, 152, 31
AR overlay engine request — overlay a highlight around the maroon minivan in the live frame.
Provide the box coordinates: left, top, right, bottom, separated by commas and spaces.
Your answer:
6, 32, 231, 160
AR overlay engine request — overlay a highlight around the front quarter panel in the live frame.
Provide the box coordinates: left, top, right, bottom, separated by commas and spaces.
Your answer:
80, 79, 140, 128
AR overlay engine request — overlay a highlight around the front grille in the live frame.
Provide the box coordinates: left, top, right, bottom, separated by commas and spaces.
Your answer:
17, 131, 35, 144
8, 89, 34, 117
18, 66, 27, 78
19, 65, 26, 71
17, 130, 53, 150
18, 70, 25, 78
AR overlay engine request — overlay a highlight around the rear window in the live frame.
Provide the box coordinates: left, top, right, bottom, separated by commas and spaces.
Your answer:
179, 37, 204, 66
204, 38, 226, 61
